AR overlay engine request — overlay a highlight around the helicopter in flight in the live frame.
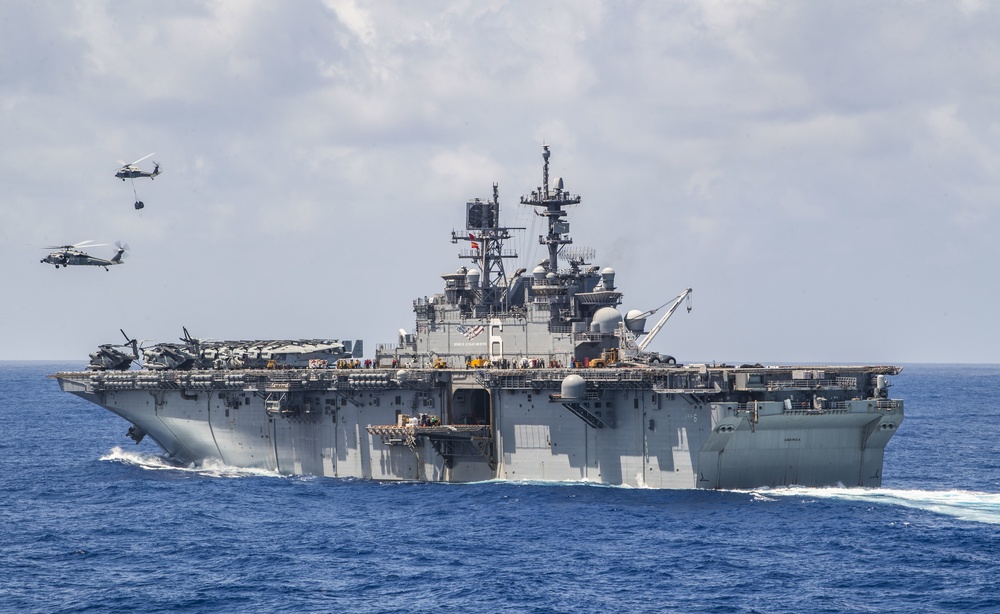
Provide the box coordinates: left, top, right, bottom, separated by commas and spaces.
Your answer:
115, 153, 161, 181
115, 153, 161, 209
40, 240, 128, 271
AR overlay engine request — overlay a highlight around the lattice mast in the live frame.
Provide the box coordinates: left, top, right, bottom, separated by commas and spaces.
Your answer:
451, 183, 521, 312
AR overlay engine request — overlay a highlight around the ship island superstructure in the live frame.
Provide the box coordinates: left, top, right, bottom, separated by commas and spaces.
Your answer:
53, 147, 903, 489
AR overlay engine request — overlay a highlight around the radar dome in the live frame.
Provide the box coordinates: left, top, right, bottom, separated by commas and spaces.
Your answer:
624, 309, 647, 334
532, 266, 546, 281
592, 307, 623, 334
466, 268, 481, 287
561, 374, 586, 400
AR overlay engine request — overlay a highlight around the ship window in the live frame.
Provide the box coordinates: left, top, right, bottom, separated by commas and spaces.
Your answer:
634, 399, 639, 409
595, 402, 601, 408
395, 396, 402, 405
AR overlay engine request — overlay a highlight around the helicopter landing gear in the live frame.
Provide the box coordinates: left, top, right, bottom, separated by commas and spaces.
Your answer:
134, 200, 144, 210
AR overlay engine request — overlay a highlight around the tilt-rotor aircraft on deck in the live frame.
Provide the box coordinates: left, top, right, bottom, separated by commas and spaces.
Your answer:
52, 146, 903, 489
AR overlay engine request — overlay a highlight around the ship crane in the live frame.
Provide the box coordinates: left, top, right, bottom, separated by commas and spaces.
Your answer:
620, 288, 693, 364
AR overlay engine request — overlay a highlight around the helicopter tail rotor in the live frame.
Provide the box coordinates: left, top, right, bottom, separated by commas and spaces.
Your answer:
112, 241, 130, 263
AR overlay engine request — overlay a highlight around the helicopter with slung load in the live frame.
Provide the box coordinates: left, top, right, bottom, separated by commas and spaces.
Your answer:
115, 153, 161, 209
115, 153, 160, 181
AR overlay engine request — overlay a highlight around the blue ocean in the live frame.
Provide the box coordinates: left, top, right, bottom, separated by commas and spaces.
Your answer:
3, 362, 999, 613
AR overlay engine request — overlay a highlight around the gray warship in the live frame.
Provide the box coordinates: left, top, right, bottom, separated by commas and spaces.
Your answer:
53, 146, 903, 488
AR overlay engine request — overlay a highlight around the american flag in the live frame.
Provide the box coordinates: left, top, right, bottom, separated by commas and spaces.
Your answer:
457, 324, 484, 339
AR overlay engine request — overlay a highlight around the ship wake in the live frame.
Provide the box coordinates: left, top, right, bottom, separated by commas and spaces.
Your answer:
755, 486, 1000, 525
99, 446, 283, 479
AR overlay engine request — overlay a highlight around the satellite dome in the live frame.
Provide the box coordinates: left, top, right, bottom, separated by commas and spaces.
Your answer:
592, 307, 623, 333
561, 374, 586, 400
624, 309, 647, 334
466, 268, 481, 287
533, 265, 547, 280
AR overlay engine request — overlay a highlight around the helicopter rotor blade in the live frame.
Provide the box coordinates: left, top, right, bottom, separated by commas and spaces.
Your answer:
128, 153, 155, 166
42, 240, 106, 249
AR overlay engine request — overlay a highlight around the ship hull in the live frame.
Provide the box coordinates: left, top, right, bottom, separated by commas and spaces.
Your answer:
55, 366, 903, 489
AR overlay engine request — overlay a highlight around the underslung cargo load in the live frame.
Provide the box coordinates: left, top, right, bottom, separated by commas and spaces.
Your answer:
52, 146, 903, 489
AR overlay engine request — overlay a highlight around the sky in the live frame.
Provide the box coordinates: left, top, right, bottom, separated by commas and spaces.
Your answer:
2, 0, 998, 364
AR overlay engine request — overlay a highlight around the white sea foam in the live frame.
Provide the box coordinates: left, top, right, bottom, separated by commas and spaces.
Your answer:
100, 446, 282, 479
755, 486, 1000, 525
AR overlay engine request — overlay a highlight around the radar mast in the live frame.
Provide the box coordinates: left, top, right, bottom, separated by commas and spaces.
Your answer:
451, 183, 522, 313
520, 146, 581, 273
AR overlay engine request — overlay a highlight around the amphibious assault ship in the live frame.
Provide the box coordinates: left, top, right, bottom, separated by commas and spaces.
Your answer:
53, 147, 903, 489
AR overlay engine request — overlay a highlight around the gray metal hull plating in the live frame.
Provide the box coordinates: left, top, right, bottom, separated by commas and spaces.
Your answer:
55, 365, 902, 489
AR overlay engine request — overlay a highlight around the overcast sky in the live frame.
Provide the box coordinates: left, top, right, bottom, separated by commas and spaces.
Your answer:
2, 0, 998, 364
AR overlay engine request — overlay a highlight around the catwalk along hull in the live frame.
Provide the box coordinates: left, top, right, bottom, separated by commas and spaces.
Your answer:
54, 363, 902, 489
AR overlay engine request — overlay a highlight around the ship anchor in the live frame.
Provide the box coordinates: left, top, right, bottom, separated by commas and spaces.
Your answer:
126, 425, 146, 444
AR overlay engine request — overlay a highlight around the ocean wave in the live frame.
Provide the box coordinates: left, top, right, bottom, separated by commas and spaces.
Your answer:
99, 446, 283, 479
755, 486, 1000, 525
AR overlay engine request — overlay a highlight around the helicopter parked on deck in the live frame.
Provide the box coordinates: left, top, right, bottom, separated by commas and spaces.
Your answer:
87, 330, 142, 371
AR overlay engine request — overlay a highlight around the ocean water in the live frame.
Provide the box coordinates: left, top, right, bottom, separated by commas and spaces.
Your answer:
2, 362, 1000, 613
